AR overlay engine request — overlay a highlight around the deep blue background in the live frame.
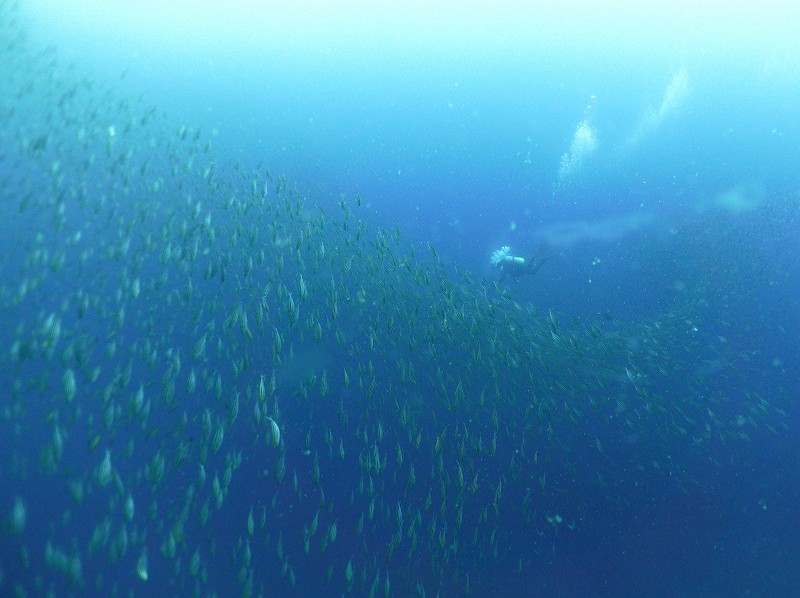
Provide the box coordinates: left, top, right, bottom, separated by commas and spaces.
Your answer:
4, 3, 800, 595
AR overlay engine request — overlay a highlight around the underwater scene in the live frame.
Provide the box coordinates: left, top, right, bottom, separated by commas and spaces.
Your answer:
1, 1, 799, 596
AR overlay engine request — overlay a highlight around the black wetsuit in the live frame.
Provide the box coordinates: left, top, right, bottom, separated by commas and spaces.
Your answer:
499, 246, 553, 282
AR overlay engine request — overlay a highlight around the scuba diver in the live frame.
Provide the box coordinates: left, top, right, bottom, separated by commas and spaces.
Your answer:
490, 244, 554, 282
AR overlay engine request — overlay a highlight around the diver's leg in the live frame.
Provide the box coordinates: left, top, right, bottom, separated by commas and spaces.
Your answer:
525, 244, 554, 275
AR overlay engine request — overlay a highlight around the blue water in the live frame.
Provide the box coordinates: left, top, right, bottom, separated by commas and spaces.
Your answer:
2, 2, 799, 596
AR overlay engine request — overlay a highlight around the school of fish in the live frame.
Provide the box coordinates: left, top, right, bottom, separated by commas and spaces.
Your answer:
0, 3, 788, 597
